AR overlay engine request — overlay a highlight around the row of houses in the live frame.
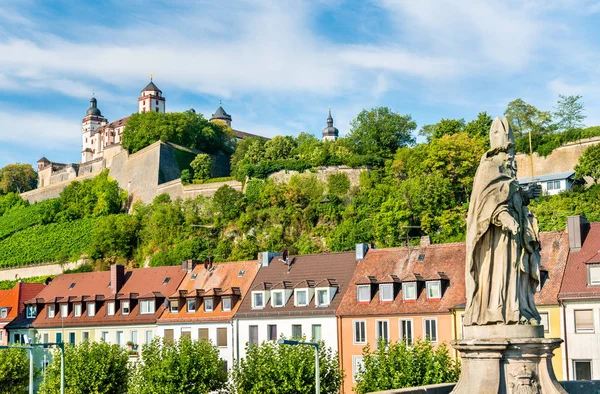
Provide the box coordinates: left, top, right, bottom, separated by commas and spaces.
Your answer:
1, 216, 599, 393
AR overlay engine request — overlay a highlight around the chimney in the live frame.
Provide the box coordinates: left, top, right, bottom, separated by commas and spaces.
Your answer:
420, 236, 431, 248
182, 259, 199, 272
259, 252, 281, 267
567, 215, 588, 252
110, 264, 125, 295
356, 243, 369, 261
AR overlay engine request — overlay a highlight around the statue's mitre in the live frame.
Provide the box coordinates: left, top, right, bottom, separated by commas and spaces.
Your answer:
489, 116, 515, 149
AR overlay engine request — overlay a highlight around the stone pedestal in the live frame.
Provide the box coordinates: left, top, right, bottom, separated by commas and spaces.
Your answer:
451, 326, 567, 394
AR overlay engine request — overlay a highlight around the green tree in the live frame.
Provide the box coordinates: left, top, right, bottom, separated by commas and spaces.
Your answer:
89, 214, 140, 260
554, 94, 586, 131
190, 154, 213, 181
504, 98, 553, 139
232, 338, 343, 394
39, 341, 130, 394
122, 111, 233, 154
354, 340, 460, 394
420, 118, 465, 140
0, 163, 38, 194
131, 337, 227, 394
0, 347, 31, 394
327, 173, 351, 196
575, 144, 600, 180
463, 112, 493, 139
0, 192, 28, 217
347, 107, 417, 159
212, 185, 243, 222
264, 136, 297, 161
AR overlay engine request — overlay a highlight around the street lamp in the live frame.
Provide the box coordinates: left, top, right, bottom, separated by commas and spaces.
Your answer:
277, 339, 320, 394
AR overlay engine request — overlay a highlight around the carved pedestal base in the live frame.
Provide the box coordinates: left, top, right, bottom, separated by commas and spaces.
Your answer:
451, 331, 567, 394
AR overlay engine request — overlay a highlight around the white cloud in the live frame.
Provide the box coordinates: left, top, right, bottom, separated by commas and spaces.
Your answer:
0, 110, 80, 150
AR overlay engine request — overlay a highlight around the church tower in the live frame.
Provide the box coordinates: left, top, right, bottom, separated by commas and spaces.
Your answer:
322, 107, 339, 141
82, 96, 107, 163
209, 105, 232, 128
138, 76, 166, 113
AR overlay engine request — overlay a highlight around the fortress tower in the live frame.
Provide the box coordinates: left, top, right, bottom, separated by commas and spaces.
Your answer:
210, 105, 232, 128
81, 97, 108, 163
138, 76, 166, 113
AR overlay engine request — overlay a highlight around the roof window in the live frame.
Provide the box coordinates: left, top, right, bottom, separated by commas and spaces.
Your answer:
69, 283, 75, 289
418, 254, 425, 262
190, 273, 198, 280
163, 277, 171, 284
238, 270, 246, 277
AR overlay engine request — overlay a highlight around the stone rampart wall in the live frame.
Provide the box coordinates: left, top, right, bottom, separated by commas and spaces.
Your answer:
0, 259, 87, 281
515, 136, 600, 178
21, 171, 102, 203
268, 166, 366, 187
156, 178, 243, 201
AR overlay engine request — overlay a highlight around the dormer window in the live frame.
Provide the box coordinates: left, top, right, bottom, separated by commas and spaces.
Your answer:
87, 302, 95, 317
26, 305, 37, 319
170, 300, 179, 313
204, 298, 214, 312
222, 297, 232, 312
588, 264, 600, 286
187, 298, 196, 313
271, 290, 285, 307
379, 284, 394, 302
315, 288, 330, 307
61, 303, 69, 317
47, 305, 55, 318
426, 281, 442, 299
295, 289, 309, 307
252, 292, 265, 309
107, 302, 115, 316
140, 300, 155, 315
122, 301, 130, 315
73, 304, 82, 318
402, 283, 417, 301
357, 285, 371, 303
0, 308, 7, 319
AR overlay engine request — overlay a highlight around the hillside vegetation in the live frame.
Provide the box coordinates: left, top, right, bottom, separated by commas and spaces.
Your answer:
0, 100, 599, 270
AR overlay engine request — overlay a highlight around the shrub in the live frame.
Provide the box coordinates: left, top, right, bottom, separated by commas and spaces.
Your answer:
39, 341, 130, 394
354, 339, 460, 394
327, 173, 350, 196
0, 346, 31, 394
131, 337, 227, 394
191, 154, 212, 181
180, 169, 192, 184
232, 337, 343, 394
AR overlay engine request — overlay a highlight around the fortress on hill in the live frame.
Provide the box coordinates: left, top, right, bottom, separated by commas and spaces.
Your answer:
22, 78, 344, 205
26, 78, 258, 204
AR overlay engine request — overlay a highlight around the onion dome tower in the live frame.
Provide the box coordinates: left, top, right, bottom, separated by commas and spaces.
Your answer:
322, 107, 339, 141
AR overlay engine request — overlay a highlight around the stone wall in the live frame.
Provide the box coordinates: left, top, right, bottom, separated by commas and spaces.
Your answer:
0, 259, 87, 281
156, 178, 243, 201
268, 166, 367, 187
515, 137, 600, 179
21, 171, 102, 203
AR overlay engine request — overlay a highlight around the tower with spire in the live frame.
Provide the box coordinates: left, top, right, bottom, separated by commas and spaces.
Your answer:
81, 96, 108, 163
322, 107, 339, 141
138, 74, 166, 114
209, 102, 233, 128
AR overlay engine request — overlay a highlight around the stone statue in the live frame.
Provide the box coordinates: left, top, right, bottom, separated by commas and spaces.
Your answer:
463, 117, 541, 326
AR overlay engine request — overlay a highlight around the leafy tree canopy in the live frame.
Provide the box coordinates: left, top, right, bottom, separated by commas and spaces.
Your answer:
0, 163, 37, 194
354, 339, 460, 394
190, 154, 213, 181
131, 337, 227, 394
0, 347, 31, 394
575, 144, 600, 180
122, 110, 233, 155
39, 341, 130, 394
347, 107, 416, 159
554, 94, 586, 131
232, 338, 343, 394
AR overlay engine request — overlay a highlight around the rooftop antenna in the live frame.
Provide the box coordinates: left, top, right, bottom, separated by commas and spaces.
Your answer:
219, 99, 222, 106
150, 73, 153, 81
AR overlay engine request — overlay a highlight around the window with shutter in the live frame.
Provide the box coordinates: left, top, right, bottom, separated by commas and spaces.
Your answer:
198, 328, 209, 341
217, 327, 227, 347
575, 310, 594, 333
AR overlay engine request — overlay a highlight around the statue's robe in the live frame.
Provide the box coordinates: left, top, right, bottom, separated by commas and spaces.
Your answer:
463, 148, 541, 326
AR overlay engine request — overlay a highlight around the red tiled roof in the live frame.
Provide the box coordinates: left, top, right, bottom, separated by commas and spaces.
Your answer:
235, 251, 357, 318
0, 282, 46, 326
559, 222, 600, 300
31, 266, 186, 328
337, 231, 569, 317
158, 260, 260, 324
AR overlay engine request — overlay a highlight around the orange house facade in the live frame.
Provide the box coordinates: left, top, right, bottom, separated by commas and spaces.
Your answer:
337, 240, 466, 394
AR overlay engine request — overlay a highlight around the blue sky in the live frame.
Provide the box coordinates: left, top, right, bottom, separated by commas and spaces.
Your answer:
1, 0, 600, 168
